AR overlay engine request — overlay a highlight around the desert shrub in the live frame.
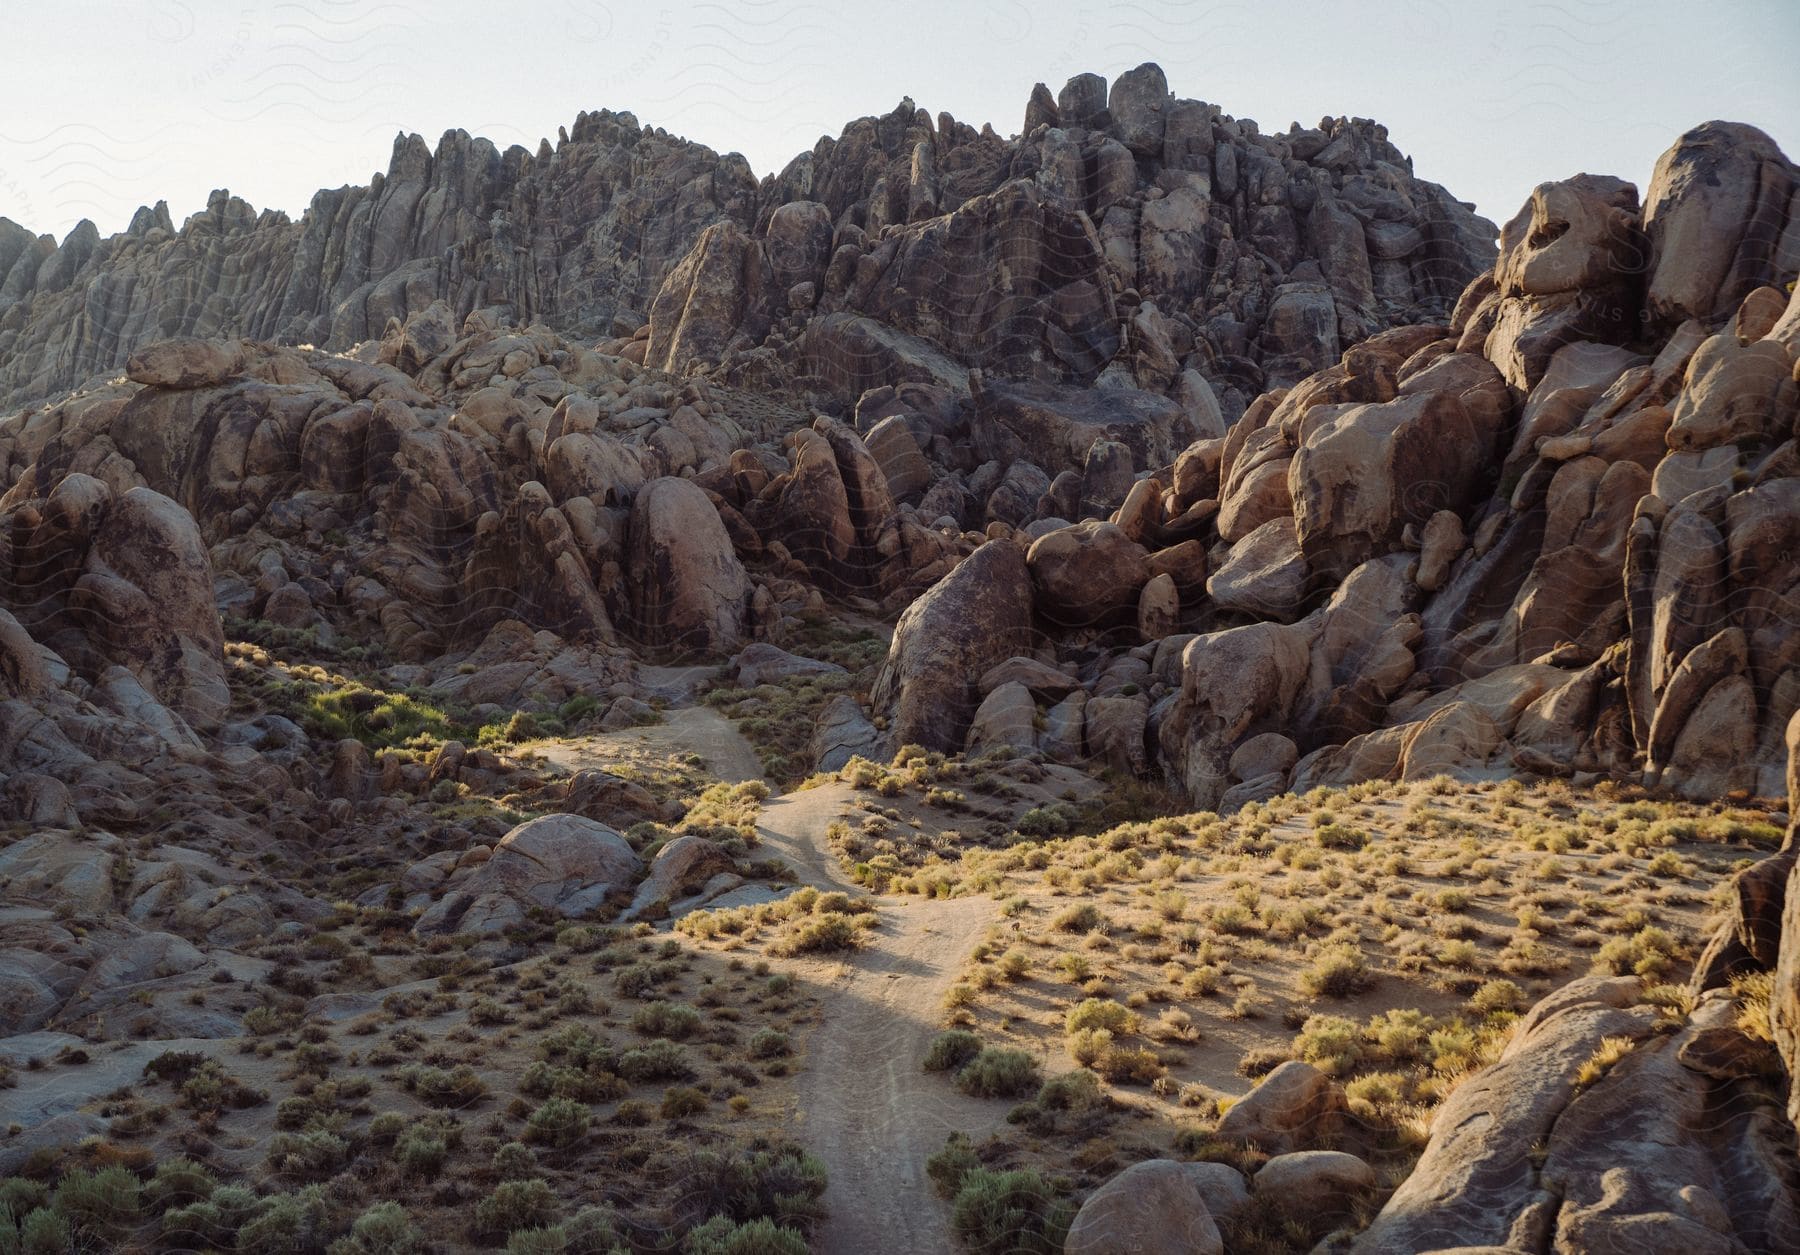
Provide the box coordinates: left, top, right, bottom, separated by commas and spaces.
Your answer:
1294, 1014, 1363, 1075
501, 1227, 567, 1255
1299, 945, 1372, 997
663, 1086, 709, 1118
395, 1063, 487, 1107
474, 1180, 557, 1239
266, 1130, 350, 1181
493, 1143, 538, 1180
1066, 1028, 1112, 1068
520, 1061, 627, 1104
562, 1207, 624, 1255
144, 1157, 216, 1210
1095, 1044, 1163, 1084
1595, 925, 1684, 978
747, 1028, 791, 1060
160, 1185, 260, 1248
684, 1214, 811, 1255
18, 1208, 72, 1255
524, 1097, 589, 1149
680, 1143, 826, 1232
927, 1134, 983, 1198
1065, 999, 1136, 1036
1314, 823, 1367, 851
1037, 1070, 1104, 1114
923, 1030, 982, 1073
328, 1201, 422, 1255
1051, 904, 1104, 933
950, 1169, 1072, 1255
771, 913, 865, 955
1468, 979, 1525, 1016
394, 1128, 449, 1179
52, 1166, 141, 1243
619, 1039, 692, 1083
956, 1048, 1040, 1098
631, 1001, 702, 1039
237, 1187, 332, 1253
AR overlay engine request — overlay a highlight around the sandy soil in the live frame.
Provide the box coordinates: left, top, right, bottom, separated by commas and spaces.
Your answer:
557, 706, 1002, 1254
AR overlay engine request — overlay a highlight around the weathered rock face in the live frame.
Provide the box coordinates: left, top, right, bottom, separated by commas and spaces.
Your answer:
868, 539, 1035, 752
1480, 174, 1647, 392
414, 814, 642, 936
0, 71, 1497, 426
1026, 520, 1150, 632
2, 474, 226, 731
0, 112, 762, 409
1064, 1158, 1227, 1255
1644, 121, 1800, 328
624, 477, 750, 653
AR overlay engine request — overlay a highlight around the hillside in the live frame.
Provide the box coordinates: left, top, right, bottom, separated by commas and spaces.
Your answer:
0, 61, 1797, 1255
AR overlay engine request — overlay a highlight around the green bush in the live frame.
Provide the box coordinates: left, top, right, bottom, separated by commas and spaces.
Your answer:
950, 1169, 1072, 1255
52, 1165, 141, 1242
523, 1097, 589, 1150
956, 1048, 1041, 1099
684, 1214, 811, 1255
474, 1180, 557, 1239
327, 1201, 422, 1255
923, 1030, 982, 1073
1065, 999, 1137, 1036
747, 1028, 791, 1060
926, 1133, 982, 1198
631, 1001, 702, 1039
619, 1038, 693, 1083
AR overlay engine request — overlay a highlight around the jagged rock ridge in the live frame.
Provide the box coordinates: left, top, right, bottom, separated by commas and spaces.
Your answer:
0, 66, 1497, 421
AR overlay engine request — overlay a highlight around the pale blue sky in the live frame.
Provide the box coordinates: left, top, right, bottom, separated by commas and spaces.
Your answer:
3, 0, 1796, 242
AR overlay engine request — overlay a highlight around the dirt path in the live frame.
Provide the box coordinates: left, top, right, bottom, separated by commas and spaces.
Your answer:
536, 704, 765, 784
754, 785, 1004, 1255
551, 706, 997, 1254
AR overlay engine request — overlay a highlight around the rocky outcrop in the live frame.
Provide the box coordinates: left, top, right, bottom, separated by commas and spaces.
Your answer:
868, 539, 1035, 752
0, 113, 760, 409
414, 814, 642, 936
625, 476, 750, 653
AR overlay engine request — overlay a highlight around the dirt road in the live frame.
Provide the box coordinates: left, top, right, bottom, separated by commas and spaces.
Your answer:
555, 706, 999, 1254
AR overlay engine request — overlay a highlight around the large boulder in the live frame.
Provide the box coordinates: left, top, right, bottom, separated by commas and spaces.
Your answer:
1644, 121, 1799, 327
1026, 521, 1150, 631
1215, 1061, 1346, 1154
415, 814, 642, 935
1064, 1158, 1226, 1255
1288, 354, 1510, 581
1352, 977, 1654, 1253
625, 477, 750, 653
869, 540, 1035, 753
1483, 175, 1646, 391
971, 374, 1190, 472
